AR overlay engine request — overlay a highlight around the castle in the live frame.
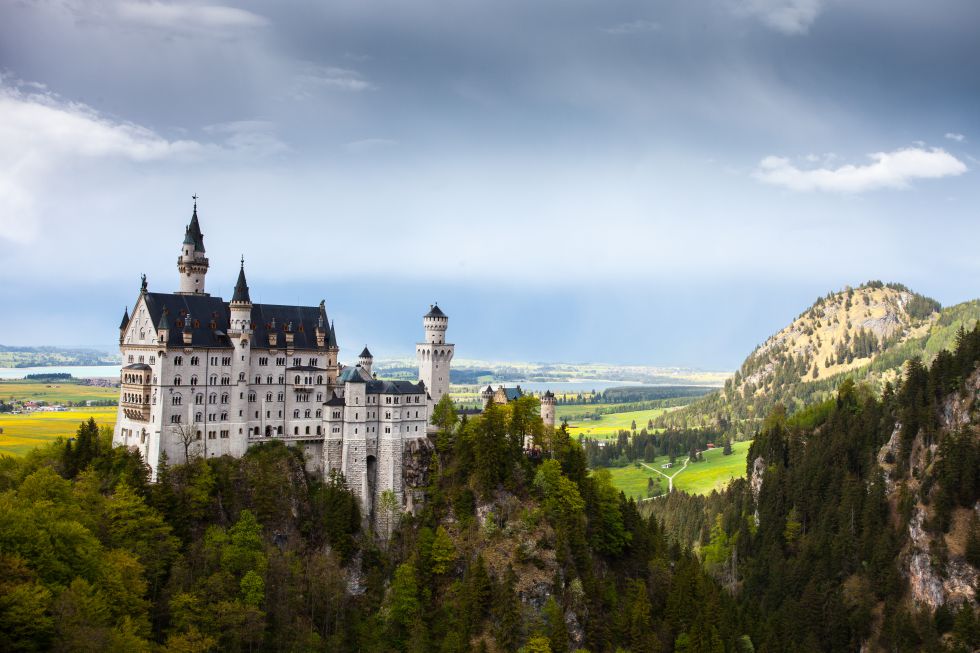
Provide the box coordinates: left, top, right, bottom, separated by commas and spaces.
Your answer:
114, 201, 556, 514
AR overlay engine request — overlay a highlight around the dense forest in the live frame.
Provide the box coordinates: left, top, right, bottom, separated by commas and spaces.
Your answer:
649, 324, 980, 652
1, 326, 979, 651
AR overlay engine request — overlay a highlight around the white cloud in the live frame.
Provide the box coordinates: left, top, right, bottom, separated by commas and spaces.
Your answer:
203, 120, 289, 157
0, 79, 203, 242
945, 132, 966, 142
116, 1, 268, 32
754, 146, 968, 193
736, 0, 824, 35
344, 138, 397, 154
291, 64, 374, 99
602, 20, 661, 35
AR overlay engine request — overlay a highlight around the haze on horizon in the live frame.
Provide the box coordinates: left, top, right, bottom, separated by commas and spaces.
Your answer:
0, 0, 977, 370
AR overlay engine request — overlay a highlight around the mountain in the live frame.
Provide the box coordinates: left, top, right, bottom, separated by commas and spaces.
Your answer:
648, 320, 980, 651
659, 282, 980, 432
0, 345, 118, 368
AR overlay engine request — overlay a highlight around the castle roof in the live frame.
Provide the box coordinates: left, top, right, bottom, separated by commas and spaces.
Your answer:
425, 304, 446, 318
366, 379, 426, 395
231, 261, 251, 303
327, 321, 338, 348
543, 390, 555, 399
141, 292, 332, 350
185, 205, 205, 253
119, 307, 130, 330
325, 391, 346, 406
359, 346, 373, 359
502, 386, 524, 401
157, 309, 170, 331
338, 365, 370, 384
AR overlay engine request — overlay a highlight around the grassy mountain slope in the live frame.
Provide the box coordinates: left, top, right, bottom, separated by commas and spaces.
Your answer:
659, 282, 980, 430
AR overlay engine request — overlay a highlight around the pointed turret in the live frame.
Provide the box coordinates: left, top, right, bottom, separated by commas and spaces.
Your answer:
231, 257, 251, 304
359, 346, 373, 375
328, 320, 338, 348
177, 195, 210, 295
119, 307, 130, 330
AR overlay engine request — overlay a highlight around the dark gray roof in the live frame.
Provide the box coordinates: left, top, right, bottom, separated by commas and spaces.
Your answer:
185, 206, 205, 252
141, 292, 332, 350
503, 386, 524, 401
543, 390, 555, 399
231, 262, 251, 303
338, 365, 369, 384
366, 380, 426, 395
327, 321, 338, 348
119, 307, 130, 330
122, 363, 152, 371
157, 310, 170, 331
425, 304, 446, 318
359, 346, 372, 358
286, 365, 327, 372
325, 391, 345, 407
483, 384, 494, 394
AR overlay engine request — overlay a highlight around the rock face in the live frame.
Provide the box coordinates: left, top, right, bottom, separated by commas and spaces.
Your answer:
402, 437, 434, 514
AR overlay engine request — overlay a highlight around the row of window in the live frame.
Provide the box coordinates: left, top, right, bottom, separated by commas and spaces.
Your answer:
257, 357, 320, 367
126, 354, 156, 364
173, 356, 231, 367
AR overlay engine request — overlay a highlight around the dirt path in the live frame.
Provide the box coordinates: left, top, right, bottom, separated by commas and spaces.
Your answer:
639, 458, 689, 492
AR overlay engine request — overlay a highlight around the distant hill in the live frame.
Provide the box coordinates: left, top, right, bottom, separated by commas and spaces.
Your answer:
0, 345, 118, 368
659, 281, 980, 432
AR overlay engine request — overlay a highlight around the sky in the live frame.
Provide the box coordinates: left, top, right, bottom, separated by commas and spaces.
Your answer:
0, 0, 977, 370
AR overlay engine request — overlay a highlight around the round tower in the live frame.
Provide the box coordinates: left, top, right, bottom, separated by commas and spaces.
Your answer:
359, 346, 374, 376
540, 390, 556, 431
177, 196, 210, 295
229, 257, 252, 334
417, 304, 454, 406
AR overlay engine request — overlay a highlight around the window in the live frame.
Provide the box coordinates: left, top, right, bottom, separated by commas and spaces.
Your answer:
294, 427, 299, 435
248, 393, 256, 402
174, 376, 182, 386
220, 393, 228, 404
259, 357, 268, 366
278, 375, 284, 384
295, 375, 301, 384
221, 356, 231, 366
191, 356, 200, 366
196, 430, 202, 440
276, 357, 285, 366
266, 375, 273, 384
170, 415, 182, 423
128, 354, 134, 363
208, 431, 216, 439
195, 394, 203, 405
277, 393, 284, 402
305, 426, 310, 434
171, 395, 182, 406
221, 376, 230, 385
315, 409, 322, 418
190, 375, 198, 386
266, 392, 273, 402
210, 375, 218, 385
209, 393, 217, 404
210, 356, 218, 366
149, 356, 156, 364
220, 430, 229, 438
304, 409, 311, 418
316, 393, 322, 402
239, 372, 245, 381
316, 426, 322, 435
310, 358, 318, 367
195, 412, 202, 422
255, 375, 262, 384
317, 375, 323, 385
220, 412, 227, 421
174, 356, 183, 366
293, 409, 300, 418
293, 357, 302, 366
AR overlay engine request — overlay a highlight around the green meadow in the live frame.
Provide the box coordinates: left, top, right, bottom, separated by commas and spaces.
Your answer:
600, 440, 753, 498
0, 407, 117, 457
0, 380, 118, 405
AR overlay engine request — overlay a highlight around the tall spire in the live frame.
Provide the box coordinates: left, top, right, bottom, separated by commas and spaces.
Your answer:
186, 195, 205, 253
119, 306, 130, 330
232, 256, 251, 303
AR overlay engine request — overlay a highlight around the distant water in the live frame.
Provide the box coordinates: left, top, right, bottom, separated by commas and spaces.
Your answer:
0, 365, 120, 380
479, 380, 645, 393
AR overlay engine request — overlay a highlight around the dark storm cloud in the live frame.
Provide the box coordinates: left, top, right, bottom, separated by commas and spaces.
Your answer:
0, 0, 977, 362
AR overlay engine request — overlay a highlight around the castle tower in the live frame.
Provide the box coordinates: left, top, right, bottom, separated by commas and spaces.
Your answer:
540, 390, 556, 431
229, 257, 252, 333
417, 304, 453, 406
359, 346, 374, 376
480, 384, 494, 407
176, 196, 210, 295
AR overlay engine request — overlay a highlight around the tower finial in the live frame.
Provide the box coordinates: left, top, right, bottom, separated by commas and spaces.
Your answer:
140, 273, 147, 293
240, 254, 244, 268
192, 193, 198, 211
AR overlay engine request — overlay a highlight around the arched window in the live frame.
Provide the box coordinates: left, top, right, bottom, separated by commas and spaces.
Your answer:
195, 412, 202, 422
294, 427, 299, 435
295, 375, 301, 384
248, 393, 255, 402
266, 392, 273, 402
277, 426, 283, 435
317, 375, 323, 385
190, 356, 199, 366
171, 394, 182, 405
173, 376, 182, 386
315, 409, 322, 418
209, 393, 217, 404
266, 375, 273, 384
195, 393, 203, 405
316, 426, 322, 435
305, 426, 310, 434
293, 409, 300, 418
190, 375, 198, 386
304, 409, 311, 418
174, 355, 182, 365
220, 393, 228, 404
239, 372, 245, 381
210, 375, 218, 385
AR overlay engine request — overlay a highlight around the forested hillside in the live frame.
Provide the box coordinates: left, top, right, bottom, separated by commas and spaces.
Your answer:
659, 282, 980, 433
649, 324, 980, 652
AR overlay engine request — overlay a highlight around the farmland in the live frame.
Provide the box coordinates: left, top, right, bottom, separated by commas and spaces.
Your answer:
563, 406, 671, 439
0, 407, 117, 456
600, 440, 753, 498
0, 380, 118, 405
